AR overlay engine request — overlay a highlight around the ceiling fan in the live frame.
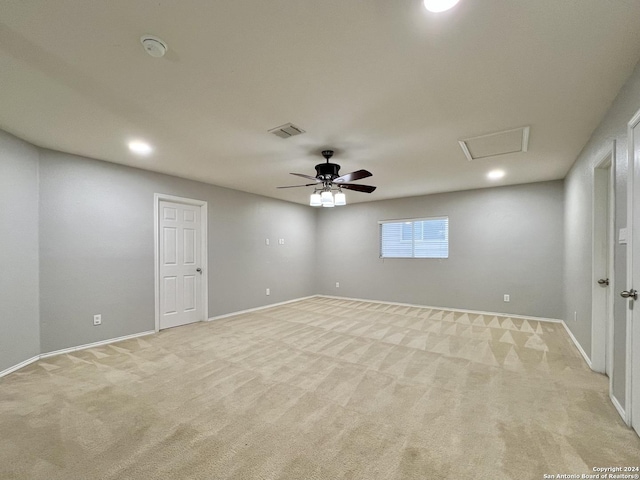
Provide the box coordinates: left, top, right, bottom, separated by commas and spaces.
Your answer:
277, 150, 376, 206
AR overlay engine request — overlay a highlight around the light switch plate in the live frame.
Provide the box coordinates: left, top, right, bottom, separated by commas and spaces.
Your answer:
619, 228, 627, 244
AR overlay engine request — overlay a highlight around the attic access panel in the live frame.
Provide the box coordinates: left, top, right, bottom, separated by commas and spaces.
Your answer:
459, 126, 530, 161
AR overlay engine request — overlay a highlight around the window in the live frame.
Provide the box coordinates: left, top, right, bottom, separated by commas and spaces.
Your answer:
380, 216, 449, 258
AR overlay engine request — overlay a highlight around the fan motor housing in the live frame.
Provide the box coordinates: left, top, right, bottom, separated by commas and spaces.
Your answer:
315, 162, 340, 180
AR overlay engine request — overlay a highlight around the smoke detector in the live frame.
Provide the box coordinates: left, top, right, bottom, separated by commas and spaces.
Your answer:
140, 35, 168, 58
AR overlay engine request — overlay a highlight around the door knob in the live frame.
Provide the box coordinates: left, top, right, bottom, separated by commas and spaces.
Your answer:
196, 268, 202, 274
620, 289, 638, 300
597, 278, 609, 286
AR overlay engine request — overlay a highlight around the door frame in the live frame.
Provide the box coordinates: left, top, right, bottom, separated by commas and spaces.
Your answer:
154, 193, 208, 333
625, 109, 640, 428
591, 142, 616, 379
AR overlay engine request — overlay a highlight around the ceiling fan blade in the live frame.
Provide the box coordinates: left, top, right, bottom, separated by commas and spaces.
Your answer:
277, 183, 318, 189
338, 183, 377, 193
333, 169, 372, 183
290, 172, 321, 183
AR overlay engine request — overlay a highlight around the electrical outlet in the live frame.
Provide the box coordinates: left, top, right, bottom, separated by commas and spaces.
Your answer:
336, 282, 340, 288
93, 314, 102, 326
266, 288, 270, 296
503, 294, 510, 302
278, 238, 285, 245
265, 238, 270, 246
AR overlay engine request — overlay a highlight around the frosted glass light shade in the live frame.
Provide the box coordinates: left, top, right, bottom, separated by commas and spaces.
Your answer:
334, 192, 346, 206
320, 191, 333, 206
310, 193, 322, 206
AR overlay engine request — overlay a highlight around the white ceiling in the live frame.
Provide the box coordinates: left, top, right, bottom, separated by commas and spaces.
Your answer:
1, 0, 640, 204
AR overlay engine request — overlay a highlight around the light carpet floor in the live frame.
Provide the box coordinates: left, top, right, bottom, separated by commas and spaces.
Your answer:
1, 297, 638, 479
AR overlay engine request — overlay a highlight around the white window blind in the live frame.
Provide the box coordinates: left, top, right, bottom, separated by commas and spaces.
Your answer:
379, 217, 449, 258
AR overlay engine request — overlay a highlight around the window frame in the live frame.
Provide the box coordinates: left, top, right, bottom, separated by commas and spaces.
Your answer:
378, 216, 449, 259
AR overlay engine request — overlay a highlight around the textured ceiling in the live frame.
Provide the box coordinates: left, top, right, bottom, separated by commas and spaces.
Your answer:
1, 0, 640, 204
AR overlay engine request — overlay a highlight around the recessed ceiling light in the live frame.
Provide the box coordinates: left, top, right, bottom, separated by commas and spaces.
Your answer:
128, 140, 153, 155
423, 0, 460, 13
487, 169, 505, 180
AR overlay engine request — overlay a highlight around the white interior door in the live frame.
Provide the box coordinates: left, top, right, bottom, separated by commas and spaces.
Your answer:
592, 153, 614, 376
627, 110, 640, 435
159, 200, 204, 330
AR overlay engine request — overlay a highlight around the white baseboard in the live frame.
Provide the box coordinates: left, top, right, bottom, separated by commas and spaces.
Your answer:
40, 331, 156, 359
209, 294, 627, 429
208, 295, 316, 321
0, 296, 593, 384
610, 392, 627, 423
1, 331, 156, 378
4, 297, 316, 377
320, 295, 601, 377
560, 321, 592, 368
316, 294, 564, 324
0, 355, 40, 378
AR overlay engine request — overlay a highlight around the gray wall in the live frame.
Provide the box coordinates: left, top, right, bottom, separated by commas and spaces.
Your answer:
5, 52, 639, 395
38, 149, 317, 353
564, 60, 640, 408
0, 130, 40, 372
316, 180, 564, 319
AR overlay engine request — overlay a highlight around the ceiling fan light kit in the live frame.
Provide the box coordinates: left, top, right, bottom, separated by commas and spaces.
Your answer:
311, 187, 345, 208
278, 150, 376, 208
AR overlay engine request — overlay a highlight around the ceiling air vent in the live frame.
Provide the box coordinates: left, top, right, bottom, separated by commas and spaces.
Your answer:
459, 126, 530, 161
268, 123, 306, 139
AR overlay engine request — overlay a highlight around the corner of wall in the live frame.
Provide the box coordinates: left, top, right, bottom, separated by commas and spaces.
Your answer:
36, 146, 42, 356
